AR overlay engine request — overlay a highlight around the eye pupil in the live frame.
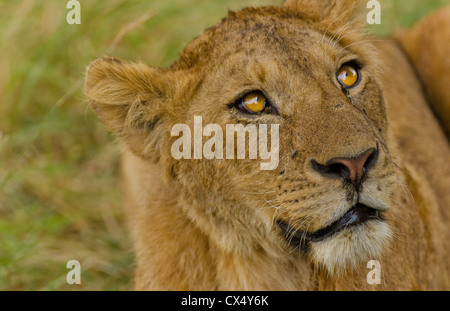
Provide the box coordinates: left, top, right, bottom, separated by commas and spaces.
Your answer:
240, 92, 266, 113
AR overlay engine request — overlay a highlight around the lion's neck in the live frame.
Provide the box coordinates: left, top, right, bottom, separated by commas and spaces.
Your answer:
124, 151, 443, 290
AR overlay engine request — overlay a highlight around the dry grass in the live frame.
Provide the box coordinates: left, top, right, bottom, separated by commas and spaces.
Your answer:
0, 0, 448, 290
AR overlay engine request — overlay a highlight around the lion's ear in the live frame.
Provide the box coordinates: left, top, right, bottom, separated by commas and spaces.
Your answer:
85, 56, 176, 162
283, 0, 367, 29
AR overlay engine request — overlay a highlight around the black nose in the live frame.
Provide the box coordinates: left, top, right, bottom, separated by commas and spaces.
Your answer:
311, 148, 378, 187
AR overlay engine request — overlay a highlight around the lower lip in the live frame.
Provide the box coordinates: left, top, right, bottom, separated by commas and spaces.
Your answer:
278, 204, 383, 247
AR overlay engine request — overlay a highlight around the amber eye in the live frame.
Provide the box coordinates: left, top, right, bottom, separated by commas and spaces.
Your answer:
337, 64, 360, 88
238, 91, 267, 114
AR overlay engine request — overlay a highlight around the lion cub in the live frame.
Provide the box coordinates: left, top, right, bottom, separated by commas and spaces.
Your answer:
86, 0, 450, 290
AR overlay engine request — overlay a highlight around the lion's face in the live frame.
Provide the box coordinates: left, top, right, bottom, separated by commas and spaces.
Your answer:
86, 4, 399, 275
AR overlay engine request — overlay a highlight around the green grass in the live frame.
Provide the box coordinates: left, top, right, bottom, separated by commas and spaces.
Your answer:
0, 0, 448, 291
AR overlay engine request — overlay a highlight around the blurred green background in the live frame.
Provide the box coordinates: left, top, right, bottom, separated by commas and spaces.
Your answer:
0, 0, 448, 291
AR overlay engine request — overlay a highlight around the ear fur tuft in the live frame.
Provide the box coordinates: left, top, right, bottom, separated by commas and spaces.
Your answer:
85, 56, 171, 161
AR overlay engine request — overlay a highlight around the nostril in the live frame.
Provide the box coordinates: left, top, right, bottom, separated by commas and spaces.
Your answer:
364, 148, 379, 172
310, 160, 349, 180
328, 163, 350, 180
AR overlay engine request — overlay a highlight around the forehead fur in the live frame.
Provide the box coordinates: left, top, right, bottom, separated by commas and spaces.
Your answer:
172, 5, 370, 72
173, 7, 312, 70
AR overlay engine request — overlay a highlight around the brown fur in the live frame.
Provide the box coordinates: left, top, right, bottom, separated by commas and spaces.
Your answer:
85, 0, 450, 290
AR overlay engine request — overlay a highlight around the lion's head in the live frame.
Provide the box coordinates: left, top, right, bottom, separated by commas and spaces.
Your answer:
86, 0, 400, 276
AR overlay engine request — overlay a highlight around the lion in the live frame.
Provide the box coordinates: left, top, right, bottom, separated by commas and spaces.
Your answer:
85, 0, 450, 290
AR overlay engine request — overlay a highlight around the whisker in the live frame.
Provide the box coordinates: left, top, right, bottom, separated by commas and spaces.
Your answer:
331, 14, 366, 49
321, 13, 343, 46
336, 39, 389, 54
330, 13, 366, 50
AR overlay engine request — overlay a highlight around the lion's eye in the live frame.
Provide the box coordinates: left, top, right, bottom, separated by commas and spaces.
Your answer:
337, 64, 360, 88
238, 91, 267, 114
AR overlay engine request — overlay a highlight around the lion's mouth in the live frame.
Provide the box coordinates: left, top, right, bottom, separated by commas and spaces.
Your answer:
277, 204, 383, 249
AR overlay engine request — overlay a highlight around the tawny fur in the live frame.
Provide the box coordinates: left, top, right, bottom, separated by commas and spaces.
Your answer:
395, 6, 450, 138
85, 0, 450, 290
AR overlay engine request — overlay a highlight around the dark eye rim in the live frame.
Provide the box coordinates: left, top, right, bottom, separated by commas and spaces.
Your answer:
231, 90, 277, 115
336, 61, 362, 89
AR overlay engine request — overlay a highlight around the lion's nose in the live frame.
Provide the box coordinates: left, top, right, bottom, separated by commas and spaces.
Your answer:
311, 148, 378, 187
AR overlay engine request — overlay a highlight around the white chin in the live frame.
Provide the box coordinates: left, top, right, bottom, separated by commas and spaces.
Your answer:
308, 220, 392, 277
